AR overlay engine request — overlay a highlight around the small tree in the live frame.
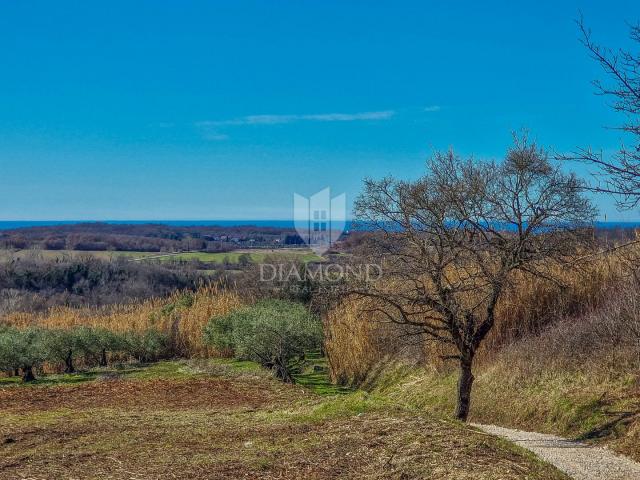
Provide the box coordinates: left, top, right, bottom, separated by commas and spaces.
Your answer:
0, 328, 48, 382
43, 327, 112, 373
564, 17, 640, 208
0, 327, 17, 376
204, 300, 322, 383
45, 329, 80, 373
352, 136, 594, 420
122, 329, 170, 363
94, 328, 124, 367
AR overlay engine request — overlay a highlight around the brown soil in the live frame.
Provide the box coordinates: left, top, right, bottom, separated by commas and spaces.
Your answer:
0, 377, 306, 413
0, 370, 568, 480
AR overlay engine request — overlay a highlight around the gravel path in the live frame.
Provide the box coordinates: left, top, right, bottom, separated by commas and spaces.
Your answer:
473, 423, 640, 480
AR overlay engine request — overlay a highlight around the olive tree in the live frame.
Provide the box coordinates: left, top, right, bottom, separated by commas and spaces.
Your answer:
204, 299, 322, 383
45, 328, 82, 373
44, 327, 118, 373
122, 329, 170, 363
0, 327, 17, 376
0, 328, 48, 382
352, 136, 595, 420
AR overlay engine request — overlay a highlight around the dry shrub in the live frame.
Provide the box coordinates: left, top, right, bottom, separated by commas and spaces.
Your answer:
497, 279, 640, 378
3, 284, 244, 357
481, 254, 623, 360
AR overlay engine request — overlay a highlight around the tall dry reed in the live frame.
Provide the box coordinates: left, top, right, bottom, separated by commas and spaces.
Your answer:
325, 248, 634, 385
3, 284, 244, 357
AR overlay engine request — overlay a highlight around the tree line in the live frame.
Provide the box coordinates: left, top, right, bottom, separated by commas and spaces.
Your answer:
0, 326, 170, 382
0, 223, 294, 252
0, 256, 207, 315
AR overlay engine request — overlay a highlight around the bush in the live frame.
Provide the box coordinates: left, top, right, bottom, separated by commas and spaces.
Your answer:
0, 327, 48, 381
122, 329, 171, 363
44, 328, 81, 373
0, 327, 17, 374
204, 299, 322, 382
93, 328, 127, 366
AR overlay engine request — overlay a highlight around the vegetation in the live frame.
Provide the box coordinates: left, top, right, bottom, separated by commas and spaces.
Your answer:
564, 18, 640, 209
0, 255, 206, 314
0, 359, 569, 479
3, 285, 242, 359
0, 222, 299, 252
0, 327, 47, 381
325, 242, 640, 458
351, 135, 594, 420
0, 18, 639, 476
204, 300, 323, 382
0, 325, 171, 381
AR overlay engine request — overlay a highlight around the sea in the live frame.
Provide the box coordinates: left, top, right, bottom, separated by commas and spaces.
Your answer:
1, 220, 640, 231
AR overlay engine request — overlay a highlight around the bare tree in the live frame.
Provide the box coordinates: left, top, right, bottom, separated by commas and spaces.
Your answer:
563, 17, 640, 209
352, 136, 595, 421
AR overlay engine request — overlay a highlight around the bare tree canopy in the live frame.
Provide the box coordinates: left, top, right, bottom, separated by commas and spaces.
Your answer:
564, 17, 640, 209
352, 136, 595, 420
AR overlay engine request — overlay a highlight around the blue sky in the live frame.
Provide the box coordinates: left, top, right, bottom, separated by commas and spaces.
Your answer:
0, 0, 637, 221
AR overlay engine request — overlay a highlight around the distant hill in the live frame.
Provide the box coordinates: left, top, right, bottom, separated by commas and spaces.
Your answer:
0, 222, 300, 252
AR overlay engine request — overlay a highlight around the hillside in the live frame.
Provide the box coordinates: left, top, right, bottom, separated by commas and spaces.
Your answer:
0, 360, 568, 480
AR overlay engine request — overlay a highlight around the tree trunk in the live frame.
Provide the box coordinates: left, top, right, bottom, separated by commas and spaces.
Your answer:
13, 368, 20, 377
272, 357, 295, 384
22, 365, 36, 382
454, 357, 474, 421
64, 349, 75, 374
100, 348, 108, 367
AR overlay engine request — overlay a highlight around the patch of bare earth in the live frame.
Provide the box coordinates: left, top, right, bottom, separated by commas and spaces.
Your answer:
0, 377, 306, 413
0, 375, 567, 479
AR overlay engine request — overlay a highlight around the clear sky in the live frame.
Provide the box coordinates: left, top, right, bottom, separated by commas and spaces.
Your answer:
0, 1, 638, 221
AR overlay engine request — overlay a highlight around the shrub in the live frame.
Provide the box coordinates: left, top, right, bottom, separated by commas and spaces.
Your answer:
204, 299, 322, 382
0, 327, 17, 374
3, 284, 242, 358
0, 327, 48, 381
42, 326, 129, 372
122, 329, 171, 363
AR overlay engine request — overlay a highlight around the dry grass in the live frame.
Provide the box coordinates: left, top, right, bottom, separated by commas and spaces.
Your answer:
2, 284, 244, 357
325, 247, 632, 384
324, 296, 389, 386
0, 360, 569, 480
324, 245, 640, 459
329, 259, 640, 460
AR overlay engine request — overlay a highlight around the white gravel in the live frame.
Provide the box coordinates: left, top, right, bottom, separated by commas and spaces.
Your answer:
473, 423, 640, 480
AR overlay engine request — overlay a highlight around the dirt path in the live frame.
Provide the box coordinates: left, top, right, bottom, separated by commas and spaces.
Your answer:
474, 423, 640, 480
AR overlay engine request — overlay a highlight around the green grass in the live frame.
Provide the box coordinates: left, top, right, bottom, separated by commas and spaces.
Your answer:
0, 355, 346, 394
3, 248, 323, 264
150, 250, 323, 264
0, 359, 570, 479
293, 351, 352, 395
0, 359, 269, 388
358, 360, 640, 462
